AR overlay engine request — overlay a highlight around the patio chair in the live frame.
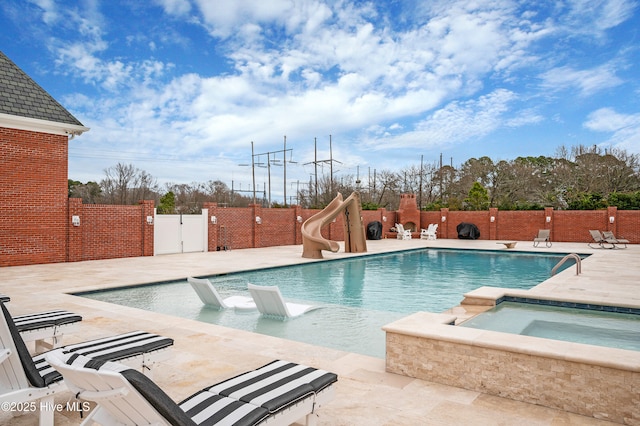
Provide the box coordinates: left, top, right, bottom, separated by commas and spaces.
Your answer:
0, 302, 174, 426
248, 284, 319, 319
0, 297, 82, 350
602, 231, 629, 248
12, 309, 82, 352
588, 230, 616, 249
45, 350, 338, 426
395, 223, 412, 240
188, 277, 256, 310
0, 296, 83, 351
420, 223, 438, 240
533, 229, 552, 247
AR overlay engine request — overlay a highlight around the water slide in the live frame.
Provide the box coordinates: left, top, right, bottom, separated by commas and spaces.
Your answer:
301, 192, 367, 259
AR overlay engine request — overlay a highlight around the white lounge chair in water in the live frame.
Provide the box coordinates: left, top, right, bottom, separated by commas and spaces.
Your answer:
248, 283, 319, 319
187, 276, 256, 310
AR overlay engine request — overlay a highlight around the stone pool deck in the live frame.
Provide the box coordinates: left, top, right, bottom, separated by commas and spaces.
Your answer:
0, 239, 638, 425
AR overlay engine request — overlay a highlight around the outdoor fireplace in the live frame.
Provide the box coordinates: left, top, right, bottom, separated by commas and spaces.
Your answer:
396, 194, 420, 233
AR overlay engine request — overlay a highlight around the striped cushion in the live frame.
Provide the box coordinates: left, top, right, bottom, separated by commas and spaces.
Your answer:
13, 309, 82, 332
206, 360, 338, 413
62, 352, 269, 426
61, 330, 173, 361
179, 389, 269, 426
63, 352, 129, 374
31, 331, 174, 387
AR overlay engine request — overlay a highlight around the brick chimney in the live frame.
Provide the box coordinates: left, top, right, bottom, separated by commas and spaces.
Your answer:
397, 194, 420, 232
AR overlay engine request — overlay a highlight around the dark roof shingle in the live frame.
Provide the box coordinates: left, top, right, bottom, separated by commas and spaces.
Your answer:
0, 50, 84, 126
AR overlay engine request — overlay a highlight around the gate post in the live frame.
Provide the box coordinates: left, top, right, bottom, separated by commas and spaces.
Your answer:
139, 200, 155, 256
294, 204, 303, 245
252, 203, 262, 248
489, 207, 498, 240
67, 198, 83, 262
204, 202, 218, 251
606, 206, 618, 235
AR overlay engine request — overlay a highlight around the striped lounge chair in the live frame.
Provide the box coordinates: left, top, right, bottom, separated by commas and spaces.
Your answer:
0, 302, 174, 426
45, 349, 338, 426
13, 309, 83, 352
0, 294, 84, 351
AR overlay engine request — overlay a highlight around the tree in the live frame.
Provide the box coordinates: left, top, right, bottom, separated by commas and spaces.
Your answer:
464, 182, 489, 210
74, 144, 640, 211
608, 191, 640, 209
69, 180, 102, 203
157, 191, 176, 214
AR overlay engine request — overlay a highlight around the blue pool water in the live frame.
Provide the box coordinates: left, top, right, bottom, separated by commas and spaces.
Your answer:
460, 301, 640, 351
81, 248, 582, 358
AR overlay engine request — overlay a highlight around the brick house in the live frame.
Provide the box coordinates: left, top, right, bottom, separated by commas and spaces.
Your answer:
0, 51, 89, 266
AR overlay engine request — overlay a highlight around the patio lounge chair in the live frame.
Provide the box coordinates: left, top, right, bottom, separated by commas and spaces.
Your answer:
420, 223, 438, 240
13, 309, 82, 352
188, 277, 256, 310
248, 284, 319, 319
588, 230, 616, 249
0, 302, 174, 426
395, 223, 412, 240
0, 295, 83, 351
45, 350, 338, 426
533, 229, 552, 247
602, 231, 629, 248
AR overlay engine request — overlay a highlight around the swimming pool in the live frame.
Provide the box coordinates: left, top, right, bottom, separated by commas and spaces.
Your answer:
459, 301, 640, 351
80, 248, 581, 358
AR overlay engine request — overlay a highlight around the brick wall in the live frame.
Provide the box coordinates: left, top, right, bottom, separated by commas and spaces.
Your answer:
4, 186, 640, 267
66, 199, 153, 262
0, 128, 69, 266
617, 209, 640, 243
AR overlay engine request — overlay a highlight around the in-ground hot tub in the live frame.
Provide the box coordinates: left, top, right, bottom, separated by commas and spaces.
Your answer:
383, 289, 640, 425
459, 298, 640, 352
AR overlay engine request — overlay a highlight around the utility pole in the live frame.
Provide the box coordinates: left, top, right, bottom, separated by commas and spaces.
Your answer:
283, 135, 287, 207
419, 154, 423, 210
314, 138, 318, 206
439, 152, 443, 201
303, 135, 342, 206
252, 142, 256, 204
329, 134, 334, 197
240, 141, 294, 207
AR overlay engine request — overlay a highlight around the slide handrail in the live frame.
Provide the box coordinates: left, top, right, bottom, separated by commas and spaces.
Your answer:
551, 253, 582, 276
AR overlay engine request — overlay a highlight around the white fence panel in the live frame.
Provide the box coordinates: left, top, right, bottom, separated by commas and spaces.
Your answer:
181, 214, 206, 253
154, 214, 183, 255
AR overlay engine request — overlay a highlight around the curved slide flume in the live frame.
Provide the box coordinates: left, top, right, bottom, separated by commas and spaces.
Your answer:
301, 192, 367, 259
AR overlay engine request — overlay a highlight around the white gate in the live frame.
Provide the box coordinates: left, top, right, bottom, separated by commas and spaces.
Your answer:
154, 209, 208, 255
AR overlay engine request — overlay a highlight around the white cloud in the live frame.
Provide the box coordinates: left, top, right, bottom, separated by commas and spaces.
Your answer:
153, 0, 191, 16
22, 0, 634, 186
540, 63, 624, 96
584, 108, 640, 153
361, 89, 530, 150
194, 0, 295, 38
29, 0, 59, 24
66, 0, 557, 172
565, 0, 637, 34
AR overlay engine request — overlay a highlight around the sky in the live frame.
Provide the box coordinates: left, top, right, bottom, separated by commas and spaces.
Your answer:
1, 0, 639, 202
